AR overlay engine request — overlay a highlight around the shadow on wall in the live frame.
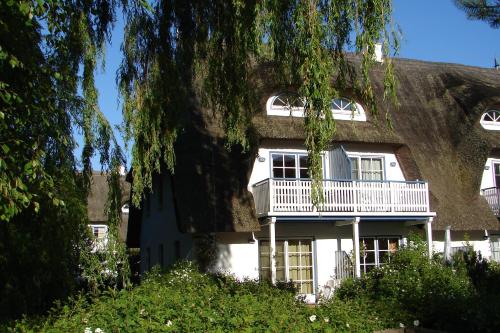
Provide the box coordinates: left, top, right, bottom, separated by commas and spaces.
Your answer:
172, 104, 261, 235
192, 233, 232, 273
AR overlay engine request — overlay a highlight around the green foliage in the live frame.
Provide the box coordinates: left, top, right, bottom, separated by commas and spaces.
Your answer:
455, 0, 500, 28
0, 0, 129, 319
336, 234, 500, 332
119, 0, 400, 207
5, 262, 397, 332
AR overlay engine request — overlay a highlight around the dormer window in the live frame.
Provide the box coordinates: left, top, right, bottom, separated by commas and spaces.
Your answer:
480, 110, 500, 130
331, 97, 366, 121
267, 92, 305, 116
266, 93, 366, 121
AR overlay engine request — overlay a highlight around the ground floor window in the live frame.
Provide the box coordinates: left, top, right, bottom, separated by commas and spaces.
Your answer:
360, 237, 399, 274
259, 239, 314, 294
490, 236, 500, 262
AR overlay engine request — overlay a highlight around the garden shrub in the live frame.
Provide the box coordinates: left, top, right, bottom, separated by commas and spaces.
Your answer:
6, 262, 396, 333
335, 234, 500, 333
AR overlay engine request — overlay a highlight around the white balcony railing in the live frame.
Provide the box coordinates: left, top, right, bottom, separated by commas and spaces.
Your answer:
481, 187, 500, 216
253, 178, 431, 217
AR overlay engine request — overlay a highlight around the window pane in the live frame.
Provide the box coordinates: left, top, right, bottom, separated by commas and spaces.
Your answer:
379, 251, 391, 264
364, 252, 375, 264
276, 268, 286, 281
273, 168, 283, 178
284, 155, 296, 167
299, 169, 308, 179
362, 238, 375, 251
388, 238, 399, 252
372, 159, 383, 170
272, 154, 283, 167
299, 155, 308, 168
300, 241, 311, 252
284, 168, 296, 178
379, 239, 388, 251
301, 282, 313, 294
288, 240, 299, 252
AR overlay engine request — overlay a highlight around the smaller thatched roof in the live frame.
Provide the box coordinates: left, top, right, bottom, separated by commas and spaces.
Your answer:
87, 172, 131, 241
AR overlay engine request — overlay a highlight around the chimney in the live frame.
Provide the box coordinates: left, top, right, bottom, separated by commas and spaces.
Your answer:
374, 43, 383, 63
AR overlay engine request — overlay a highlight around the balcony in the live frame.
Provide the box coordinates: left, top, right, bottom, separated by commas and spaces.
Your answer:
481, 187, 500, 216
252, 178, 433, 218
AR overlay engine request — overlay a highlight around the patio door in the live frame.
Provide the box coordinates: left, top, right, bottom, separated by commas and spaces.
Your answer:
259, 239, 314, 294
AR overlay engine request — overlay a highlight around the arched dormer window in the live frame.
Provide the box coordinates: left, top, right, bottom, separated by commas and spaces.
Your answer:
121, 202, 130, 214
266, 92, 305, 116
266, 93, 366, 121
331, 97, 366, 121
480, 110, 500, 131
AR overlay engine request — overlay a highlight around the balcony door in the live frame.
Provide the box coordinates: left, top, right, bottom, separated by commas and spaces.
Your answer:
259, 239, 314, 294
494, 162, 500, 188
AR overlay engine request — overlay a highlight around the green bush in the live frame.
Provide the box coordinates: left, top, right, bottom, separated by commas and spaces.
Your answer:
336, 234, 500, 333
5, 262, 396, 333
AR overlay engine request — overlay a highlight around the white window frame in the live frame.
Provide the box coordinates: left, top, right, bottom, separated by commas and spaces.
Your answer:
331, 98, 367, 121
493, 161, 500, 188
258, 238, 315, 294
270, 152, 309, 179
266, 93, 305, 117
348, 155, 386, 181
359, 236, 400, 274
266, 94, 366, 121
480, 110, 500, 131
88, 224, 108, 252
490, 235, 500, 263
89, 224, 108, 239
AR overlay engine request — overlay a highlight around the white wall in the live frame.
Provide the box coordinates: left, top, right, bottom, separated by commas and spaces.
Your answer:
248, 143, 406, 192
481, 157, 500, 189
212, 223, 499, 302
140, 175, 192, 273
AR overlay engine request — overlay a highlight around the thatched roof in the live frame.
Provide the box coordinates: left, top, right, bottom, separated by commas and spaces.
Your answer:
128, 57, 500, 238
87, 172, 131, 240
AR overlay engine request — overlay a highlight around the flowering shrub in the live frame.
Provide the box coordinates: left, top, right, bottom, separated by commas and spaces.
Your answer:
6, 261, 393, 333
336, 234, 500, 333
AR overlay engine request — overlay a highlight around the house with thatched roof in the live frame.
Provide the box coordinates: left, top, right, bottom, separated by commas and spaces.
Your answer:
127, 56, 500, 302
87, 171, 131, 246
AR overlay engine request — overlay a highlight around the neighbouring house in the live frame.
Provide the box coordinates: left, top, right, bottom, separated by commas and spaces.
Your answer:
87, 171, 131, 249
127, 57, 500, 302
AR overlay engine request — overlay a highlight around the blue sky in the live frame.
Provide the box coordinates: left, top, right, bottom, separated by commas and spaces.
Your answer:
85, 0, 499, 170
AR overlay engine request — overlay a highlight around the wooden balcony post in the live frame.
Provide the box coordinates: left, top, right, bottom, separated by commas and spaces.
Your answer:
269, 179, 274, 214
425, 217, 433, 259
269, 217, 277, 284
425, 182, 430, 212
353, 217, 361, 278
444, 225, 451, 262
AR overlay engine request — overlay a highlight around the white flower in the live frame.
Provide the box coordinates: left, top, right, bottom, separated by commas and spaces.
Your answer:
95, 329, 104, 333
309, 315, 317, 322
324, 317, 329, 323
413, 320, 420, 327
139, 308, 145, 315
84, 328, 92, 333
166, 320, 173, 327
399, 323, 405, 328
346, 323, 350, 328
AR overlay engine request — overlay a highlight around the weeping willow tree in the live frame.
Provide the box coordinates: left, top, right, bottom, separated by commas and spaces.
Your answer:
0, 0, 128, 317
120, 0, 399, 206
